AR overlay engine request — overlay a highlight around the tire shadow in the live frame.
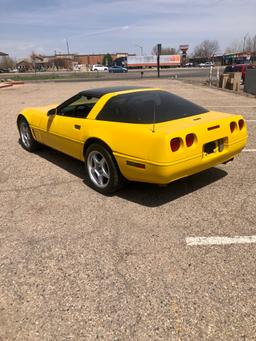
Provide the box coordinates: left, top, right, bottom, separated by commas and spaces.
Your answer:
35, 147, 85, 179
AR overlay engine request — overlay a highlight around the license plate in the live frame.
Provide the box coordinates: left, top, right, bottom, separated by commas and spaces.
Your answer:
203, 139, 224, 155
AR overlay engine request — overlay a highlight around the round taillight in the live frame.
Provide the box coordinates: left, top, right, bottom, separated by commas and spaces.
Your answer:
186, 133, 195, 147
238, 119, 244, 130
170, 137, 181, 152
230, 121, 237, 133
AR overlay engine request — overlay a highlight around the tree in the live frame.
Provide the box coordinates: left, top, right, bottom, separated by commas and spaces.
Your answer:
0, 56, 15, 69
102, 53, 112, 66
152, 45, 177, 55
193, 40, 219, 59
225, 34, 256, 53
245, 34, 256, 53
252, 35, 256, 53
225, 39, 243, 54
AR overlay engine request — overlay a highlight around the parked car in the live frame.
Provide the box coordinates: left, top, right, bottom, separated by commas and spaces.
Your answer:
199, 61, 214, 67
17, 86, 247, 194
108, 66, 128, 73
223, 64, 256, 84
91, 64, 108, 71
185, 62, 194, 67
0, 68, 9, 73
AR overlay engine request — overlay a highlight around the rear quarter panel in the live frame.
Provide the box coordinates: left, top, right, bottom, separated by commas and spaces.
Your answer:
81, 119, 159, 160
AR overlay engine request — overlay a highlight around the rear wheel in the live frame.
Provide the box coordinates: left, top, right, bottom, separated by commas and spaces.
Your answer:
84, 143, 123, 194
18, 117, 40, 152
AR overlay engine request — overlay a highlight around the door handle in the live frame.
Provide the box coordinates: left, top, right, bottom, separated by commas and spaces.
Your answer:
74, 124, 81, 130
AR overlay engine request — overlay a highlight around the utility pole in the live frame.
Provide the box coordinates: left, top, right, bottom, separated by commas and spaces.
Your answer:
157, 43, 161, 78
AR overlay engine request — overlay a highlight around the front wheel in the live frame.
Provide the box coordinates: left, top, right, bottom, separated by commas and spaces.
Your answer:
18, 117, 40, 152
84, 143, 124, 194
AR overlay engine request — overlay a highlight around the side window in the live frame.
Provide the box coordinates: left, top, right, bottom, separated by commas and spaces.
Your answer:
58, 95, 99, 118
96, 96, 125, 121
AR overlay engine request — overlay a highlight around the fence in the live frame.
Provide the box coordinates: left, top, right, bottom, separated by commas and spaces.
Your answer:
244, 69, 256, 95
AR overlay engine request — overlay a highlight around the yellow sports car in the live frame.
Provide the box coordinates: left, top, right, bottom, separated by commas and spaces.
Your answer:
17, 86, 247, 194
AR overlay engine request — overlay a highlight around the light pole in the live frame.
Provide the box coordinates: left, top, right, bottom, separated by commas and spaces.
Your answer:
135, 44, 143, 56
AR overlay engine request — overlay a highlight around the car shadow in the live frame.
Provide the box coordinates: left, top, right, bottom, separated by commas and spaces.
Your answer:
116, 167, 227, 207
35, 147, 85, 179
33, 145, 228, 207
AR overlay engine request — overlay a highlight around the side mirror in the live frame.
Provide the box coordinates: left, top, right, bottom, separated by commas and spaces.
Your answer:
47, 108, 57, 116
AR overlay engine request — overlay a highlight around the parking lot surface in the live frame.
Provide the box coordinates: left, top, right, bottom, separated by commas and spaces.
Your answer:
0, 80, 256, 340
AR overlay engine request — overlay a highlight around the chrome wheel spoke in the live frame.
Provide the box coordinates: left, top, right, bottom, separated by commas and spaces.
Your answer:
98, 174, 104, 186
92, 154, 100, 167
94, 168, 101, 178
101, 164, 110, 179
87, 150, 110, 188
20, 122, 31, 148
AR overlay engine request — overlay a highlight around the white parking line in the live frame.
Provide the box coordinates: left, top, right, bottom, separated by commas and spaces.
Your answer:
243, 149, 256, 152
208, 106, 256, 108
186, 236, 256, 246
245, 120, 256, 122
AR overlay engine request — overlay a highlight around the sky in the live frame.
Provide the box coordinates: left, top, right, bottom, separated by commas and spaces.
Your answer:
0, 0, 255, 59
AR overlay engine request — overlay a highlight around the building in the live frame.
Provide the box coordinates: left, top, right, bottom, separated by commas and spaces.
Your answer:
223, 51, 256, 65
15, 52, 133, 72
76, 53, 130, 66
16, 60, 33, 72
0, 51, 8, 63
41, 52, 131, 69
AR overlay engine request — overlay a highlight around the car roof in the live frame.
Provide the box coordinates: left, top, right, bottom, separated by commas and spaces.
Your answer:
79, 86, 149, 98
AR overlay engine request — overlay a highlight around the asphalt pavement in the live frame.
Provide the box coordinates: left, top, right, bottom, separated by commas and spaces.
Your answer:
0, 79, 255, 340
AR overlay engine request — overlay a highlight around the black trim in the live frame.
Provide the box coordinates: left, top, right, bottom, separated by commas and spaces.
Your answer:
79, 86, 148, 98
208, 125, 220, 131
55, 87, 149, 114
126, 161, 146, 169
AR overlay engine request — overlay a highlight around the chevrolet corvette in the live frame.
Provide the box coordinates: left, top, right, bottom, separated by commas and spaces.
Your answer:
17, 86, 247, 194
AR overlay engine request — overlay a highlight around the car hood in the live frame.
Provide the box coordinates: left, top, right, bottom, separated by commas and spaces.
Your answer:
21, 103, 59, 127
22, 103, 59, 114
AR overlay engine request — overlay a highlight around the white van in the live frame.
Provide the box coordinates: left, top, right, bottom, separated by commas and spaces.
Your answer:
91, 64, 108, 71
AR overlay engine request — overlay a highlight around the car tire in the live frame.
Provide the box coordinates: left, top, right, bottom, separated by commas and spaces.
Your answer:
84, 143, 124, 194
18, 117, 40, 152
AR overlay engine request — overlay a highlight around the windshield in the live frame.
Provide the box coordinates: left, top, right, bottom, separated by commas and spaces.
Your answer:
97, 90, 208, 124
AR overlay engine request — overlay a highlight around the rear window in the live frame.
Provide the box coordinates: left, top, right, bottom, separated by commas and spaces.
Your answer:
96, 90, 208, 124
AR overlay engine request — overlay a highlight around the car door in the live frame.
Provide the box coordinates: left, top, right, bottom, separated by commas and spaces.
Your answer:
44, 115, 86, 159
40, 95, 98, 160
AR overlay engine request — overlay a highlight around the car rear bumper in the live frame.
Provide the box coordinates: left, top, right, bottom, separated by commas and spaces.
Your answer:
114, 137, 246, 184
